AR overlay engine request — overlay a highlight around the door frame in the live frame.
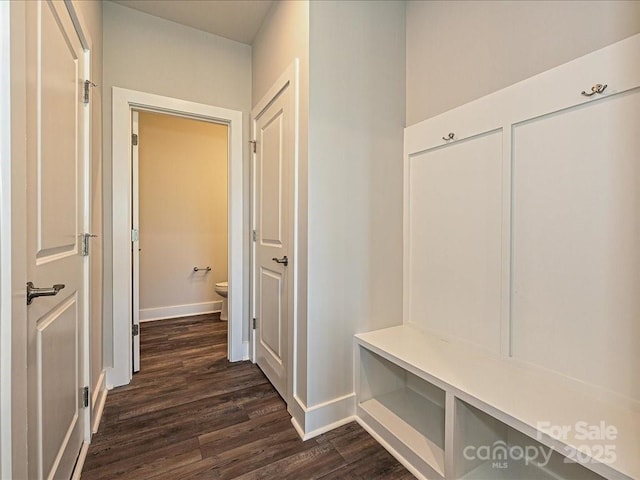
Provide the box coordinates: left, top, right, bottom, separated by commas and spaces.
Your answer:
250, 60, 299, 408
0, 1, 14, 477
110, 87, 245, 388
67, 0, 94, 449
130, 111, 139, 373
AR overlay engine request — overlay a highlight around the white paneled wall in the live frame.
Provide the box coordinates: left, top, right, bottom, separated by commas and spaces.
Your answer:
510, 89, 640, 401
408, 131, 502, 353
404, 33, 640, 404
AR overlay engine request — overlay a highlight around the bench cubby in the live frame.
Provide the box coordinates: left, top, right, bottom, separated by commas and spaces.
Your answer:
358, 346, 446, 478
453, 399, 605, 480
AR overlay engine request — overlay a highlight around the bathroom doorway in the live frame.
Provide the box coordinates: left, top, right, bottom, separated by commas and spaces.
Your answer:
110, 88, 246, 388
131, 110, 229, 372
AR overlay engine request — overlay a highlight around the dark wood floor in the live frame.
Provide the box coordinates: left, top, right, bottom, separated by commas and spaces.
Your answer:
82, 314, 413, 479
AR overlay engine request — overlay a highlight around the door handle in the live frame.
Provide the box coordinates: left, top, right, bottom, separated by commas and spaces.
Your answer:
26, 282, 65, 305
272, 256, 288, 267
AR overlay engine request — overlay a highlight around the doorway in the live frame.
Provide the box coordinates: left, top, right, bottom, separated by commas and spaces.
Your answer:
131, 110, 229, 372
110, 88, 246, 388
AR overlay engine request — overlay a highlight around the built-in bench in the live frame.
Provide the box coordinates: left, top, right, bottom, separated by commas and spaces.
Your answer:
355, 325, 639, 480
356, 33, 640, 480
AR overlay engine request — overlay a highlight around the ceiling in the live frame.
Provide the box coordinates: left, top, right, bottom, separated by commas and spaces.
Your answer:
111, 0, 274, 45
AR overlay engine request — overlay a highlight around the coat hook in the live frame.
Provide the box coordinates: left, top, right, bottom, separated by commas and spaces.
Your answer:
442, 132, 455, 141
581, 83, 607, 97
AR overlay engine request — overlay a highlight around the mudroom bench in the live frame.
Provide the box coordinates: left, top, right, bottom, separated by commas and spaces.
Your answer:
355, 325, 638, 480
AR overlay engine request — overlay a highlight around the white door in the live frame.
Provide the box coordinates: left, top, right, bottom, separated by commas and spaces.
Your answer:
26, 1, 86, 478
131, 111, 141, 373
253, 86, 293, 399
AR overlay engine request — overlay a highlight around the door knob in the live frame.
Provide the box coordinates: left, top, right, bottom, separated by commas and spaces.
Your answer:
26, 282, 65, 305
272, 256, 288, 267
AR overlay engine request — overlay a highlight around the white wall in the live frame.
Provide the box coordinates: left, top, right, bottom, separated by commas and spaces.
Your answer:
138, 112, 228, 319
307, 0, 405, 407
103, 2, 251, 366
406, 0, 640, 125
252, 0, 310, 406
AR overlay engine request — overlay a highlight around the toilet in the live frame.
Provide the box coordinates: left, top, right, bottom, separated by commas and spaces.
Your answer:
215, 281, 228, 321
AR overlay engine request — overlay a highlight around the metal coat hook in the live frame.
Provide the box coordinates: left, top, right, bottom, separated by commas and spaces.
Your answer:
581, 83, 607, 97
442, 132, 455, 141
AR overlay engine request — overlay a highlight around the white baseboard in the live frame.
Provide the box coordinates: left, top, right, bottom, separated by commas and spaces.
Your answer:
289, 395, 307, 437
290, 392, 356, 440
71, 442, 90, 480
91, 370, 105, 409
91, 371, 108, 435
291, 415, 306, 439
139, 301, 222, 322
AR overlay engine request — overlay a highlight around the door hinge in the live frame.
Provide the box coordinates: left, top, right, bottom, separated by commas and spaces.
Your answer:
252, 318, 256, 329
131, 228, 139, 242
82, 386, 89, 408
81, 233, 97, 256
132, 133, 139, 146
249, 140, 256, 154
252, 230, 257, 242
83, 80, 97, 104
132, 324, 139, 336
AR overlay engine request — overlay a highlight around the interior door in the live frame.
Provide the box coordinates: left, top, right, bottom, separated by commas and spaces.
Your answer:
254, 87, 292, 399
26, 1, 86, 478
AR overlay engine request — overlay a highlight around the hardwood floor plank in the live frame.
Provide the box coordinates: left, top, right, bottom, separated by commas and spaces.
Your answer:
83, 438, 201, 480
82, 314, 413, 479
327, 424, 386, 463
198, 409, 294, 459
316, 449, 411, 480
94, 399, 248, 444
241, 391, 286, 418
230, 442, 343, 480
146, 456, 220, 480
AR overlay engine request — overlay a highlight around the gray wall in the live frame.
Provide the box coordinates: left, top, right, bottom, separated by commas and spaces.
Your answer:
406, 0, 640, 125
251, 0, 406, 413
307, 0, 406, 406
102, 2, 252, 366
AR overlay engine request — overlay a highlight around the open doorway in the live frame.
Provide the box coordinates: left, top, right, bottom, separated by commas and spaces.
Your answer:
110, 88, 246, 389
131, 111, 229, 372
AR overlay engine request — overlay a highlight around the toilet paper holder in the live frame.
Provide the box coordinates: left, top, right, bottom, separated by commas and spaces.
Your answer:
193, 266, 211, 272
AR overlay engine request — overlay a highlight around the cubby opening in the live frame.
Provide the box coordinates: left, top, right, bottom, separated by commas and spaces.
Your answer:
454, 400, 606, 480
358, 346, 446, 476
